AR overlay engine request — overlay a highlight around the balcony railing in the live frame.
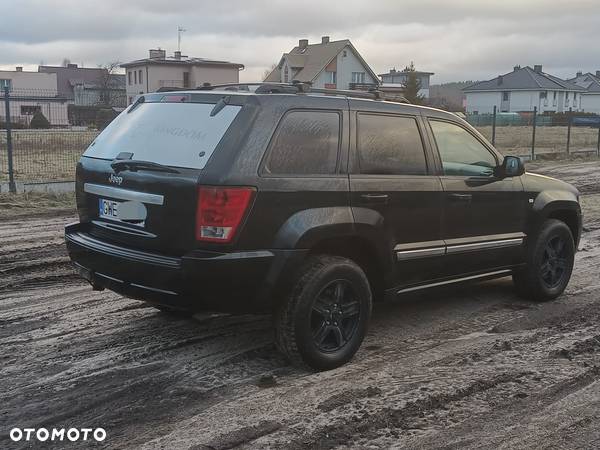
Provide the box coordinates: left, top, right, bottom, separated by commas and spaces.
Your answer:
158, 80, 186, 88
349, 82, 379, 91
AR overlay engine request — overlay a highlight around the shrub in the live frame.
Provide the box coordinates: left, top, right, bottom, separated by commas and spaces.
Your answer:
30, 111, 51, 129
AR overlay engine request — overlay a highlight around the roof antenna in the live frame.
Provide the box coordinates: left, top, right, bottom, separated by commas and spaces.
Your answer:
177, 26, 186, 52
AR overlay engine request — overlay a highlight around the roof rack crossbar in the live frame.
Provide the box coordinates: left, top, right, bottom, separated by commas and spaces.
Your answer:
157, 82, 410, 103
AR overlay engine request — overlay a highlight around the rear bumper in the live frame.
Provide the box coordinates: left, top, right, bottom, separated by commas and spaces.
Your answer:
65, 223, 307, 313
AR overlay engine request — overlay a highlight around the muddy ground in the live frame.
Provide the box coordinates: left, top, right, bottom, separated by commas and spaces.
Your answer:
1, 160, 600, 449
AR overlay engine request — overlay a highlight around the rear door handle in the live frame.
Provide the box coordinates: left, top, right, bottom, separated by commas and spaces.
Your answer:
360, 193, 389, 203
448, 193, 472, 202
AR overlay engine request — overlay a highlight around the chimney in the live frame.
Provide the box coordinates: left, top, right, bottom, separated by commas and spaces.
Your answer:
497, 75, 503, 86
576, 71, 583, 77
513, 65, 521, 72
149, 49, 166, 60
174, 51, 181, 60
299, 39, 308, 50
534, 64, 543, 73
67, 63, 78, 68
321, 36, 330, 44
596, 70, 600, 78
16, 66, 23, 72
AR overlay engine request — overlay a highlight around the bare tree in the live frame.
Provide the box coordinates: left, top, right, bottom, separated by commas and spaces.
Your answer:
96, 61, 123, 107
262, 63, 277, 81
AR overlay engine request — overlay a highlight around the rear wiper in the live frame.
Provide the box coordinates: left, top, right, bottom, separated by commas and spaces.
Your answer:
111, 159, 181, 174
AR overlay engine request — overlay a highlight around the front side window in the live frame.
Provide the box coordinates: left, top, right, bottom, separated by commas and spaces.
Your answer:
263, 110, 340, 175
357, 114, 427, 176
429, 120, 497, 177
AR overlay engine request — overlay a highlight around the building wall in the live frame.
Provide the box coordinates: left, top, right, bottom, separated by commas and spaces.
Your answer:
0, 70, 58, 94
313, 46, 376, 89
465, 92, 502, 114
466, 90, 581, 114
3, 100, 69, 126
126, 64, 240, 103
581, 94, 600, 114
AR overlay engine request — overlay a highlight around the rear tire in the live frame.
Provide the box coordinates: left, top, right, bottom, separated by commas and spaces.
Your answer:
275, 255, 372, 371
513, 219, 575, 302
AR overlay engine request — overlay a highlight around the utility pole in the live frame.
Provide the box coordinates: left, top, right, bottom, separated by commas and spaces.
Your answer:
177, 26, 186, 52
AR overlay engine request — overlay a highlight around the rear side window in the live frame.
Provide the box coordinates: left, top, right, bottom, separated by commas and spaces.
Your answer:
357, 114, 427, 175
83, 102, 241, 170
262, 110, 340, 175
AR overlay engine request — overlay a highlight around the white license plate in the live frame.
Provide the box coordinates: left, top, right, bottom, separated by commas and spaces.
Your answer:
99, 198, 120, 219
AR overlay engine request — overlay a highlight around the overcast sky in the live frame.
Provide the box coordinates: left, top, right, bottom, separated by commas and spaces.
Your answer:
1, 0, 598, 83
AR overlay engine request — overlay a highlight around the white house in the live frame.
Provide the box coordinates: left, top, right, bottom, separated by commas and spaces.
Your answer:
463, 65, 585, 114
378, 67, 434, 98
264, 36, 378, 90
121, 49, 244, 105
568, 71, 600, 114
0, 67, 69, 126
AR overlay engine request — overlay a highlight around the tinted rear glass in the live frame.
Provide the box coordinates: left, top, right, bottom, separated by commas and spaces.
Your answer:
83, 102, 241, 169
262, 110, 340, 175
357, 114, 427, 175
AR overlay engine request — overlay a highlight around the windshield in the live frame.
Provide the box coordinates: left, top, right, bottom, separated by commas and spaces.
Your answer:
83, 102, 242, 169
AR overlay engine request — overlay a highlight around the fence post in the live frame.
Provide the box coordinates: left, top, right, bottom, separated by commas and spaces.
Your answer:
491, 105, 497, 146
566, 107, 572, 155
597, 124, 600, 157
531, 106, 537, 160
3, 86, 16, 193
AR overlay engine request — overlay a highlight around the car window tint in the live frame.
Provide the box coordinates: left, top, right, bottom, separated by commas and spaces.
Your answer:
357, 114, 427, 175
263, 110, 340, 175
429, 120, 497, 177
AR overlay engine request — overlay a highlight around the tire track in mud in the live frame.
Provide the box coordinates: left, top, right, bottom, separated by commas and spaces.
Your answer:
3, 161, 600, 449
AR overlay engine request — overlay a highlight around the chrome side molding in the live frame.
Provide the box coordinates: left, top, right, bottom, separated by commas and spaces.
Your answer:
397, 269, 512, 294
395, 233, 525, 261
84, 183, 164, 205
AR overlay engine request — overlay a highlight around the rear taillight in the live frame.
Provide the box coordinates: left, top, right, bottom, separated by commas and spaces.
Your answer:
196, 186, 255, 243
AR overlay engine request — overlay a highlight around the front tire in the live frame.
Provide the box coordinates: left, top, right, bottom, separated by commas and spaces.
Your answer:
513, 219, 575, 301
275, 255, 372, 371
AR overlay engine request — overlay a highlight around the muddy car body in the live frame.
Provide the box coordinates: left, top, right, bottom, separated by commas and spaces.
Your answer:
66, 83, 582, 370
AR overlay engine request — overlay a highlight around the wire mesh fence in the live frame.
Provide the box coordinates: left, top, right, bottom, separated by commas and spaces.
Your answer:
2, 87, 600, 189
1, 87, 125, 188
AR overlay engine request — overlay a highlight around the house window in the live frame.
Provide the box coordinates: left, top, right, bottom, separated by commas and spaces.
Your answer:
128, 72, 132, 85
502, 92, 510, 101
0, 79, 12, 91
134, 70, 137, 84
21, 105, 41, 115
138, 70, 143, 85
351, 72, 365, 84
129, 96, 133, 105
183, 72, 190, 88
553, 91, 557, 106
284, 66, 289, 83
327, 71, 337, 84
343, 50, 347, 57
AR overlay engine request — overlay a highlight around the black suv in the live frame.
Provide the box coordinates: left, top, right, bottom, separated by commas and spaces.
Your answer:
66, 83, 581, 370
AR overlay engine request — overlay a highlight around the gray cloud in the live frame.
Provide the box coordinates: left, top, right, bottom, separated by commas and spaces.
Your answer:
0, 0, 598, 83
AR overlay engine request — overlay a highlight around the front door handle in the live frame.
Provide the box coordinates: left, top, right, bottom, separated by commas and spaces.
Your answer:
448, 193, 472, 202
360, 193, 389, 204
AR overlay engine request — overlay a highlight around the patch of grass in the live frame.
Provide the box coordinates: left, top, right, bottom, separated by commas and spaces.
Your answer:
0, 191, 76, 219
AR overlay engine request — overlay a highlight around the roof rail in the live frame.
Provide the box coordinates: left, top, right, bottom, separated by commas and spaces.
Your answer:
159, 82, 410, 103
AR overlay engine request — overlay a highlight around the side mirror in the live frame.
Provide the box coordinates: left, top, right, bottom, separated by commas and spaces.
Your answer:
495, 156, 525, 178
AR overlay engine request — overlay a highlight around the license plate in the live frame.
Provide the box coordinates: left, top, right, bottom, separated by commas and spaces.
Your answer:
99, 198, 120, 219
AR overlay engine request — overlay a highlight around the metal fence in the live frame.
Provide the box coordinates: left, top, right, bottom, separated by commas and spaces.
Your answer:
1, 87, 125, 191
3, 87, 600, 190
466, 106, 600, 160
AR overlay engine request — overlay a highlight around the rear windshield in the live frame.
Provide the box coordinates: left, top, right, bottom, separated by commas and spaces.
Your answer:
83, 102, 242, 169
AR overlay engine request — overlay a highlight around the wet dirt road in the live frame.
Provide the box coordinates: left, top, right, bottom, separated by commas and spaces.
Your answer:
1, 160, 600, 449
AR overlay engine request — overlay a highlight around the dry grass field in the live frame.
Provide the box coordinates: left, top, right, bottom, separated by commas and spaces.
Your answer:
0, 126, 599, 182
477, 125, 600, 155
